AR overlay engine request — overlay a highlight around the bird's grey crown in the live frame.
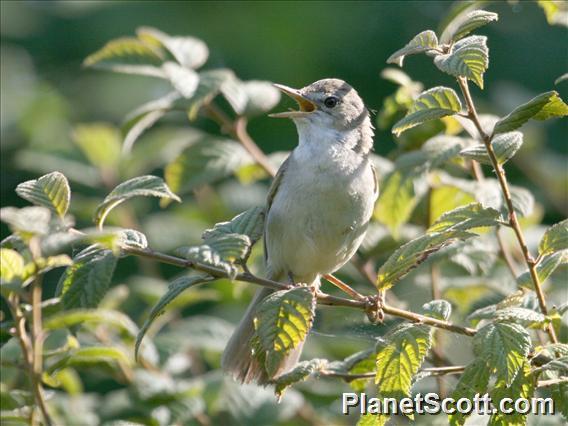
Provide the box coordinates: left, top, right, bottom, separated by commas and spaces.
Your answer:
300, 78, 374, 155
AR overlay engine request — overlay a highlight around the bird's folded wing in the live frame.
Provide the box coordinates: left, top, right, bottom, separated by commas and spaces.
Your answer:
264, 155, 291, 263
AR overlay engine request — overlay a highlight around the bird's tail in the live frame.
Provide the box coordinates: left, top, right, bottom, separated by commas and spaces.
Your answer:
222, 276, 316, 385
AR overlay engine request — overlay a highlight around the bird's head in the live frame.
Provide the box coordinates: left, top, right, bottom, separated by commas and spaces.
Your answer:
269, 78, 370, 133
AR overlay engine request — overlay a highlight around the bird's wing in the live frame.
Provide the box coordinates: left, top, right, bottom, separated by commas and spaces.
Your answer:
264, 155, 290, 262
371, 162, 379, 196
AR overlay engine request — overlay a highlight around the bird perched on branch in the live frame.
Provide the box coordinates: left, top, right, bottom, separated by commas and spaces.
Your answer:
222, 78, 378, 384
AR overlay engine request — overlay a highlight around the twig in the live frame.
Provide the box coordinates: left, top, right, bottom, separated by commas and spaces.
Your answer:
457, 77, 557, 344
123, 246, 477, 337
537, 377, 568, 388
323, 273, 366, 301
321, 365, 466, 381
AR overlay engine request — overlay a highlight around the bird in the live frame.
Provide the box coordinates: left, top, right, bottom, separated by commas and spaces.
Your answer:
221, 78, 378, 385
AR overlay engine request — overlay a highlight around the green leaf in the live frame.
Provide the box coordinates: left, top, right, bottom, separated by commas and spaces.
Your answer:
460, 131, 523, 165
509, 185, 534, 218
118, 229, 148, 250
539, 219, 568, 256
164, 137, 252, 194
0, 206, 51, 237
185, 69, 236, 120
538, 0, 568, 27
448, 358, 491, 426
392, 87, 462, 136
434, 35, 488, 88
162, 62, 199, 98
357, 413, 388, 426
15, 172, 71, 218
72, 123, 122, 170
556, 73, 568, 85
83, 37, 165, 77
202, 207, 265, 244
135, 274, 213, 359
22, 255, 72, 282
57, 245, 118, 309
95, 175, 180, 227
376, 230, 474, 290
0, 248, 24, 290
43, 308, 138, 337
494, 307, 547, 327
493, 91, 568, 134
428, 202, 500, 233
374, 323, 432, 420
473, 322, 531, 385
386, 30, 439, 67
48, 346, 131, 374
253, 287, 316, 377
422, 299, 452, 321
136, 26, 208, 69
440, 9, 498, 44
241, 80, 281, 116
271, 358, 327, 400
517, 250, 567, 288
551, 381, 568, 421
489, 361, 534, 425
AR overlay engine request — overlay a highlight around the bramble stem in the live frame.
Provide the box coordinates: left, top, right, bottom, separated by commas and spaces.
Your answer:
457, 77, 557, 344
123, 246, 477, 337
323, 273, 366, 301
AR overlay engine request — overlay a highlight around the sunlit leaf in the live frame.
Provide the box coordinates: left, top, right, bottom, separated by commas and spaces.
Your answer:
48, 346, 132, 374
493, 91, 568, 134
0, 206, 51, 237
118, 229, 148, 250
241, 80, 281, 116
539, 219, 568, 256
15, 172, 70, 218
135, 274, 213, 359
271, 358, 327, 400
428, 203, 500, 233
254, 287, 316, 377
0, 248, 24, 289
202, 206, 265, 244
392, 87, 462, 136
434, 35, 488, 88
494, 307, 547, 328
162, 62, 199, 98
72, 123, 122, 170
94, 175, 180, 227
43, 308, 138, 337
185, 69, 236, 120
57, 245, 118, 309
538, 0, 568, 27
489, 361, 534, 425
386, 30, 439, 67
517, 250, 567, 288
422, 299, 452, 321
460, 131, 523, 165
440, 9, 498, 44
448, 358, 491, 426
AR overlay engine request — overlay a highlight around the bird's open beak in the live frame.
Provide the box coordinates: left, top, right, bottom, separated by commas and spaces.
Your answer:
269, 84, 317, 118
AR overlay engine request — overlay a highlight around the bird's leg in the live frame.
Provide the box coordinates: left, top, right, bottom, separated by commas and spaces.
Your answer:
287, 271, 296, 286
365, 290, 385, 324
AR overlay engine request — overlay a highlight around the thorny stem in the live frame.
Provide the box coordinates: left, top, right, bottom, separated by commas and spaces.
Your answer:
123, 246, 477, 337
457, 77, 558, 344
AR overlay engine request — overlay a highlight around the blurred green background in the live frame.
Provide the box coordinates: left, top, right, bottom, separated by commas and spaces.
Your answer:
1, 1, 567, 425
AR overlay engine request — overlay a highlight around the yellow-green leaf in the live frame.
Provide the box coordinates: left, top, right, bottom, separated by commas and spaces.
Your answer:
539, 219, 568, 256
387, 30, 439, 67
434, 35, 489, 88
448, 358, 491, 426
440, 9, 498, 44
15, 172, 71, 218
428, 202, 500, 233
0, 248, 24, 288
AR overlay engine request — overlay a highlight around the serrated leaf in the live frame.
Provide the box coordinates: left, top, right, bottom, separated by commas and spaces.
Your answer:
434, 35, 488, 88
0, 248, 24, 289
135, 274, 212, 359
376, 230, 474, 290
539, 219, 568, 256
473, 322, 531, 385
241, 80, 281, 116
271, 358, 327, 400
0, 206, 51, 237
57, 245, 118, 309
551, 381, 568, 421
357, 413, 388, 426
428, 202, 500, 233
517, 250, 567, 288
489, 361, 534, 425
118, 229, 148, 249
460, 131, 523, 165
494, 307, 547, 327
15, 172, 70, 218
162, 62, 199, 98
253, 287, 316, 378
48, 346, 131, 375
202, 207, 265, 244
72, 123, 122, 170
374, 323, 432, 420
422, 299, 452, 321
392, 87, 462, 136
448, 358, 491, 426
43, 308, 138, 338
387, 30, 439, 67
136, 27, 208, 69
510, 185, 535, 218
164, 137, 252, 194
440, 9, 498, 44
185, 69, 236, 120
22, 255, 72, 282
95, 175, 180, 227
493, 91, 568, 134
83, 37, 165, 77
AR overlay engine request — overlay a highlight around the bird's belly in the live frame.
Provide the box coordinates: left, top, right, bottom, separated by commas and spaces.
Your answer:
266, 163, 375, 282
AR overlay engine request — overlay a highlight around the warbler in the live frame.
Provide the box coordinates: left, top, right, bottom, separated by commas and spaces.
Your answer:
222, 79, 378, 384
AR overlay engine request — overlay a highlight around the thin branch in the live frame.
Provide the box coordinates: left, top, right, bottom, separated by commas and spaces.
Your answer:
321, 365, 466, 381
457, 77, 557, 344
123, 246, 477, 337
537, 377, 568, 388
323, 273, 366, 301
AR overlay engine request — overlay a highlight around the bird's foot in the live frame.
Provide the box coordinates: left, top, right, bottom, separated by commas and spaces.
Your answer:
365, 291, 385, 324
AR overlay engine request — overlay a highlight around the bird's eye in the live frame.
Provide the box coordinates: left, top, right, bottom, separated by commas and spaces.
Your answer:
324, 96, 339, 108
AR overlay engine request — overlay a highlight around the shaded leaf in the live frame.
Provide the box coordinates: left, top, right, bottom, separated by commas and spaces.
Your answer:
428, 202, 500, 233
460, 131, 523, 165
422, 299, 452, 321
434, 35, 488, 88
162, 62, 199, 98
0, 206, 51, 237
48, 346, 131, 375
95, 175, 180, 227
136, 26, 208, 69
493, 91, 568, 134
556, 73, 568, 85
440, 9, 498, 44
539, 219, 568, 256
448, 358, 491, 426
57, 245, 118, 309
489, 361, 534, 425
271, 359, 327, 400
135, 274, 213, 359
83, 37, 165, 77
473, 322, 531, 385
44, 308, 138, 337
254, 287, 316, 377
494, 307, 547, 327
15, 172, 70, 218
392, 87, 462, 136
387, 30, 439, 67
241, 80, 281, 116
118, 229, 148, 250
517, 250, 567, 288
509, 185, 535, 218
377, 230, 474, 290
202, 206, 265, 244
72, 123, 122, 170
185, 69, 236, 120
